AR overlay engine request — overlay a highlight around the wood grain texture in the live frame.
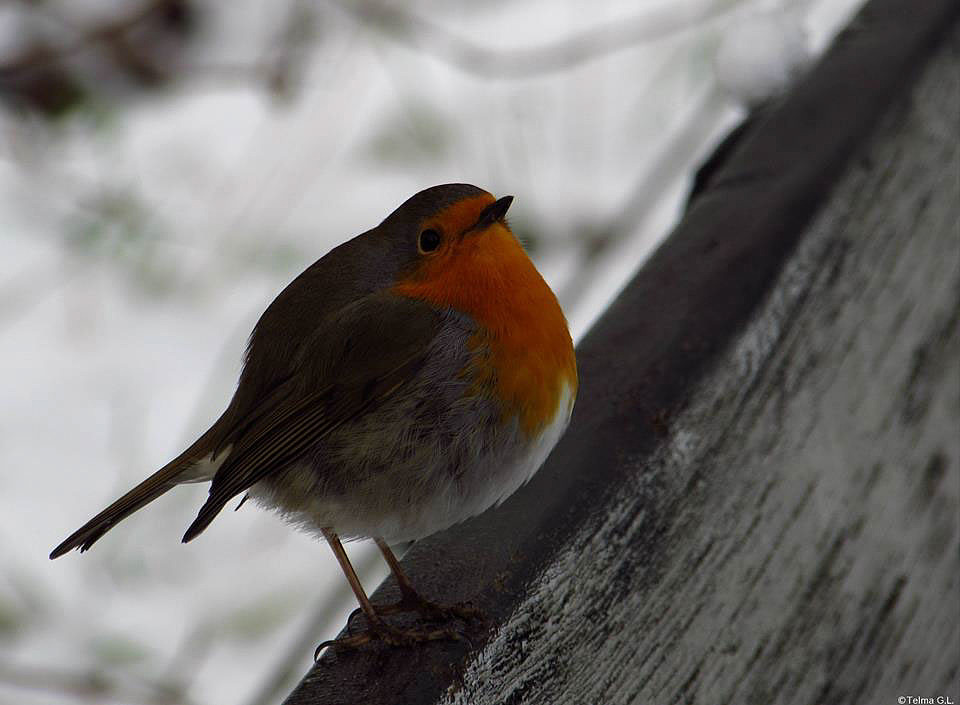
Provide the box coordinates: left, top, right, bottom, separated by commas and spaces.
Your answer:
284, 1, 960, 703
440, 35, 960, 705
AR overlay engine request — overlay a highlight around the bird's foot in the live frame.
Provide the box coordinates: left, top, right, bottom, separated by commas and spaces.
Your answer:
345, 592, 482, 633
399, 592, 483, 623
314, 618, 467, 659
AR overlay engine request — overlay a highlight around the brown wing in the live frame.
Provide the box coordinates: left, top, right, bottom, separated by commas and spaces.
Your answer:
181, 293, 441, 543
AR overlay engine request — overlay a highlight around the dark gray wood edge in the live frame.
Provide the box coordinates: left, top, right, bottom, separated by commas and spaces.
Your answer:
284, 0, 960, 702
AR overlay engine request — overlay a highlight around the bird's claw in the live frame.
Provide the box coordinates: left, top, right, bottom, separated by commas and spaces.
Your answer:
315, 619, 468, 659
345, 595, 482, 631
402, 596, 482, 624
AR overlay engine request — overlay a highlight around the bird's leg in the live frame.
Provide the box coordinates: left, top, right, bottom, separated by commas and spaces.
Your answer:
323, 528, 379, 624
315, 530, 466, 658
374, 538, 482, 622
377, 538, 445, 612
344, 538, 482, 634
345, 538, 482, 628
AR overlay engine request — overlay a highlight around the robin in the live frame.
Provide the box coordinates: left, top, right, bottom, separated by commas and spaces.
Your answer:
50, 184, 578, 651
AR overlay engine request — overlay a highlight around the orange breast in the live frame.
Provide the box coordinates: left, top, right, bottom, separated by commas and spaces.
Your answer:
394, 220, 577, 437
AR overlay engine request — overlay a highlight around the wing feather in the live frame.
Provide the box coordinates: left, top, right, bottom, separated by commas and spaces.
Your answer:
181, 294, 438, 542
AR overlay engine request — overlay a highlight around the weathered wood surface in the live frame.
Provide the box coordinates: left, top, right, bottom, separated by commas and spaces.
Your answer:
285, 0, 960, 702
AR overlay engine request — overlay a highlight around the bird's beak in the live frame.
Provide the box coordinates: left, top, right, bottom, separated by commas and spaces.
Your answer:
480, 196, 513, 225
460, 195, 514, 241
474, 195, 513, 230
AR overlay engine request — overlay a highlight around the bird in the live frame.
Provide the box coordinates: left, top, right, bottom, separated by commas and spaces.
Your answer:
50, 183, 578, 651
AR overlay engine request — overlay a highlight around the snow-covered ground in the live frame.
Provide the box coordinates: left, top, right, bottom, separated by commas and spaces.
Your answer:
1, 1, 865, 703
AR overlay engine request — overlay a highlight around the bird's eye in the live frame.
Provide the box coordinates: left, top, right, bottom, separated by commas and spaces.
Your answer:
418, 228, 442, 253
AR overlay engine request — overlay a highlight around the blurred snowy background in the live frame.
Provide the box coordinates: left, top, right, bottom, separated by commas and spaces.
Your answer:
1, 0, 865, 703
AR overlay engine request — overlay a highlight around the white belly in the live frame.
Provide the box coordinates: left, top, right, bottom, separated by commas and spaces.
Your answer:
327, 381, 576, 543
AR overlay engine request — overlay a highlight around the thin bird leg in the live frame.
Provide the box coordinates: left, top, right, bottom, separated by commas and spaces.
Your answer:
321, 528, 379, 623
367, 538, 481, 622
342, 538, 417, 628
315, 530, 468, 658
374, 538, 422, 603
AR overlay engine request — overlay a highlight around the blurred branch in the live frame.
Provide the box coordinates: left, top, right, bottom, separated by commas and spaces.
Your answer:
557, 84, 733, 307
263, 0, 318, 100
0, 660, 198, 705
0, 0, 192, 114
0, 0, 186, 75
178, 0, 318, 101
337, 0, 743, 78
156, 623, 216, 700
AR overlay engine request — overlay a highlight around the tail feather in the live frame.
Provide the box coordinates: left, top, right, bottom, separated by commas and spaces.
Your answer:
49, 440, 213, 559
